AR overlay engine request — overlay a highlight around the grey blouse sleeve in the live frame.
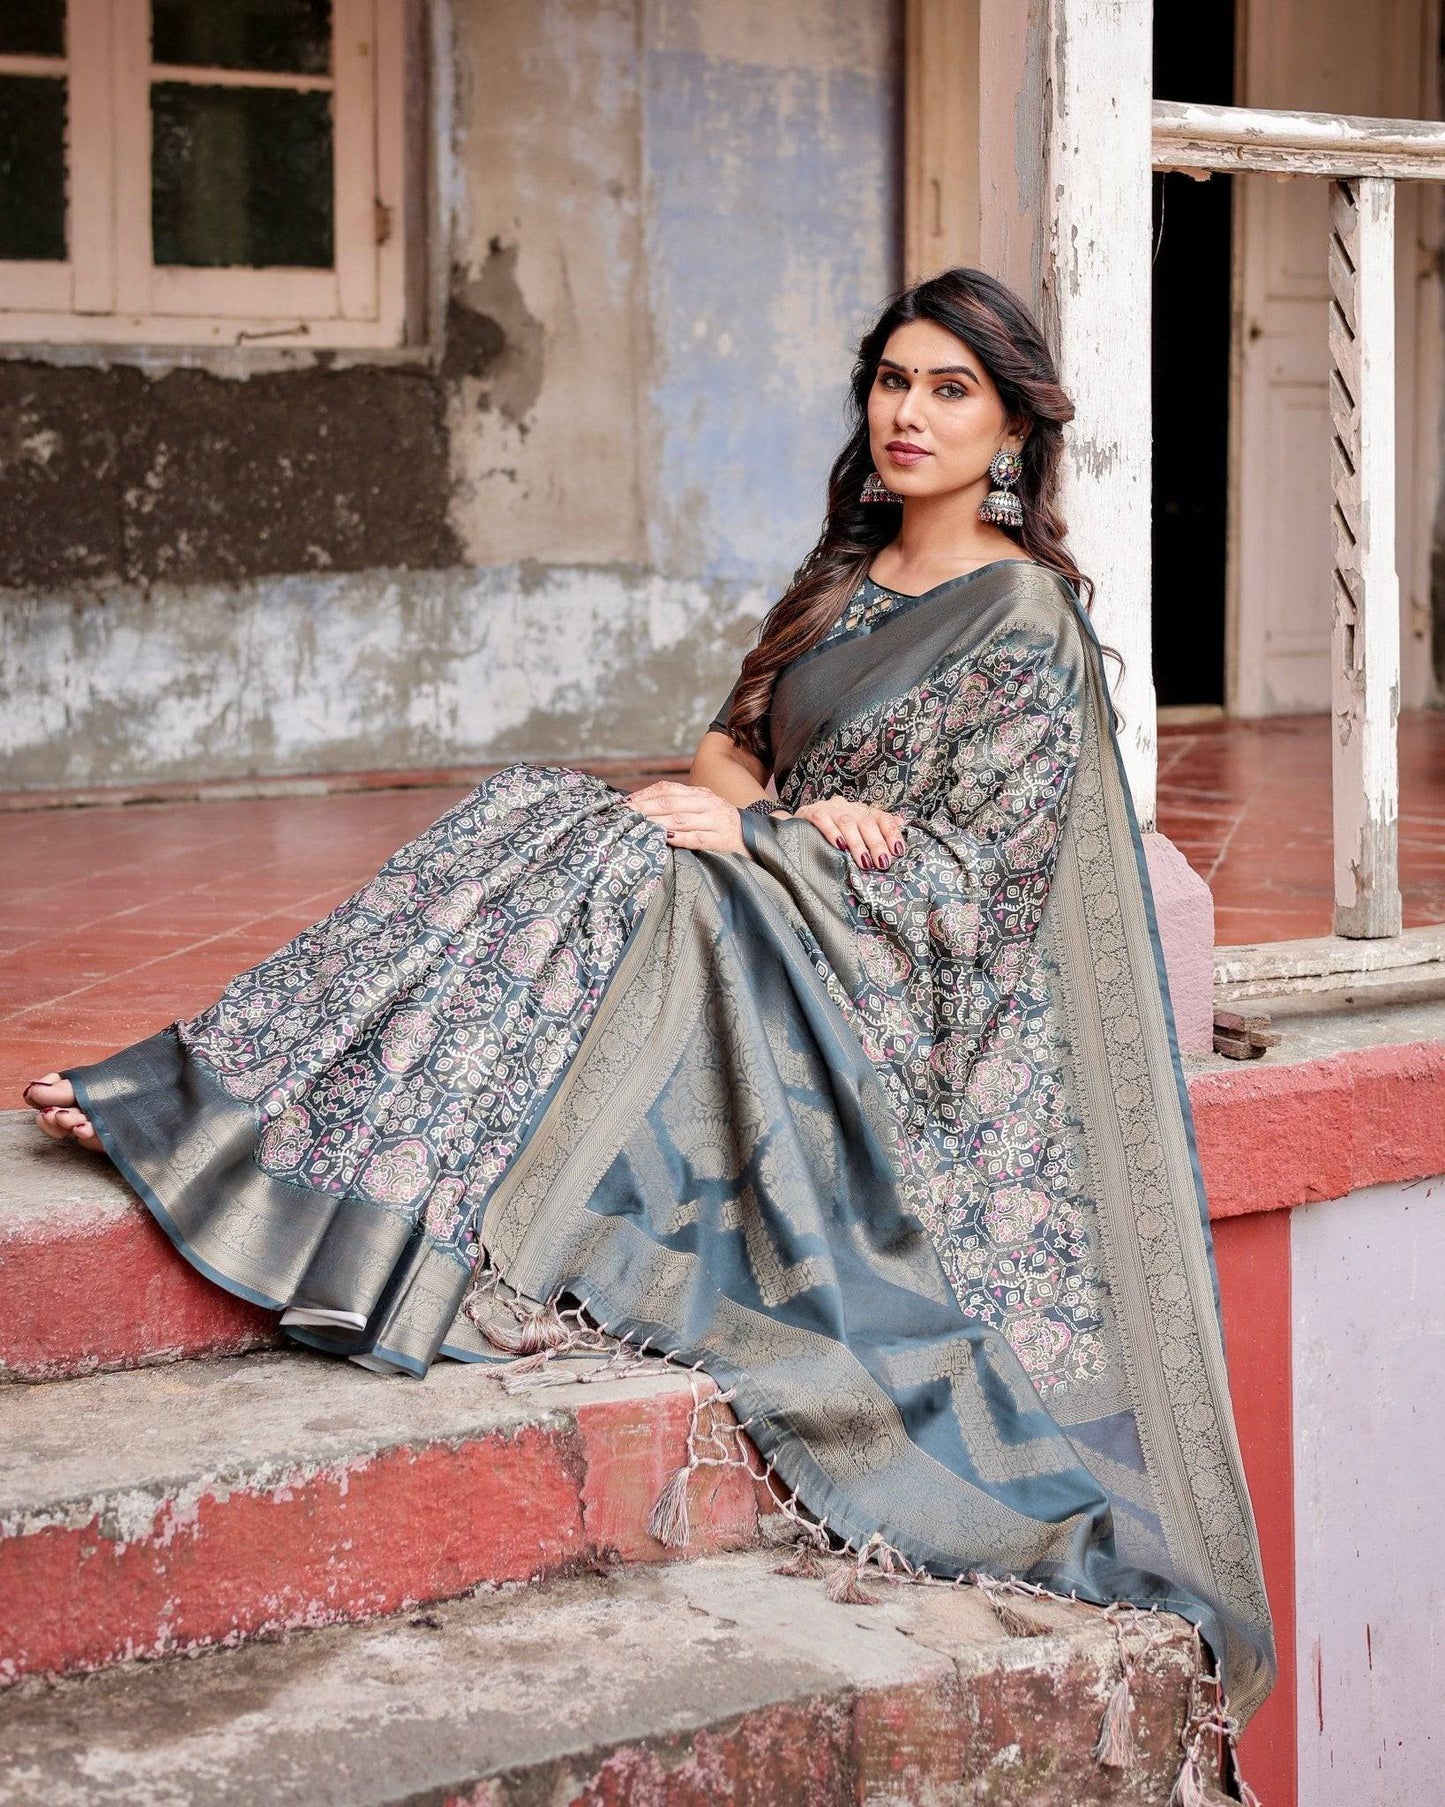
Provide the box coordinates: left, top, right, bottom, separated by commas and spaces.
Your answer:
708, 672, 771, 755
708, 677, 740, 737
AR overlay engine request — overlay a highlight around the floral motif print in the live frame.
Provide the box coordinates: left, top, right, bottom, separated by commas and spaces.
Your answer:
424, 1176, 468, 1241
379, 1006, 438, 1074
174, 607, 1105, 1400
777, 620, 1109, 1400
362, 1138, 433, 1206
177, 765, 667, 1268
981, 1182, 1051, 1247
258, 1102, 311, 1171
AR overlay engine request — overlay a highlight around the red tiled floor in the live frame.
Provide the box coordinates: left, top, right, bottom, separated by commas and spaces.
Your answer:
0, 761, 687, 1104
5, 722, 1445, 1104
1156, 710, 1445, 944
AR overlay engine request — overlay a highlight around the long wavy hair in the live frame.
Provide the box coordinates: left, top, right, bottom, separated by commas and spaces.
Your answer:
721, 267, 1099, 761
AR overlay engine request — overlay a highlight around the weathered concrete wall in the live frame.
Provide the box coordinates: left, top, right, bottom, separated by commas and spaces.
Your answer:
640, 1, 901, 584
445, 0, 649, 569
0, 362, 459, 588
0, 0, 901, 788
1, 566, 762, 787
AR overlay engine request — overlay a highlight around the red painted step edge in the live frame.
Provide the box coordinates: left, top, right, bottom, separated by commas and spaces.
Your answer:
0, 1199, 279, 1380
6, 1040, 1445, 1380
1190, 1039, 1445, 1218
0, 1384, 764, 1682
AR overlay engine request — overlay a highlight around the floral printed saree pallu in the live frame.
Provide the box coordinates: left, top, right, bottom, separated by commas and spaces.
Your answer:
67, 559, 1274, 1727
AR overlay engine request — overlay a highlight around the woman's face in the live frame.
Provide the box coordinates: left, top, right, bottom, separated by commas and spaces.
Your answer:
865, 318, 1020, 502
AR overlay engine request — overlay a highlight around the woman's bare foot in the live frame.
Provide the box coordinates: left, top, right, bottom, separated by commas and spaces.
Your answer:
23, 1073, 101, 1149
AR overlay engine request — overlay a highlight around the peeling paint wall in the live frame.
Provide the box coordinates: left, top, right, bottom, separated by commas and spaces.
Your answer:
0, 362, 459, 588
640, 0, 901, 584
0, 0, 902, 788
1, 566, 768, 788
444, 0, 651, 569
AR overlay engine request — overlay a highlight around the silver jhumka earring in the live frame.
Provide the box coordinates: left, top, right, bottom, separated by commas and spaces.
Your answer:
978, 447, 1024, 527
860, 471, 898, 504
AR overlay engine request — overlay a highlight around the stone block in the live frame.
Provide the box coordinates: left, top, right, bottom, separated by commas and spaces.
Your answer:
0, 1551, 1212, 1806
0, 1353, 763, 1681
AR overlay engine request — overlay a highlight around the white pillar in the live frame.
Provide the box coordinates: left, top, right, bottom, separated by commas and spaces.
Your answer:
979, 0, 1157, 828
1328, 175, 1402, 938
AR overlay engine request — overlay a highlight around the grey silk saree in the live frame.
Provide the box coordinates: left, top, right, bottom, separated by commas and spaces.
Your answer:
66, 557, 1274, 1728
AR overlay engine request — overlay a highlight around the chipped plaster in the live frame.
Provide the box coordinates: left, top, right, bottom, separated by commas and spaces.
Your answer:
0, 566, 768, 788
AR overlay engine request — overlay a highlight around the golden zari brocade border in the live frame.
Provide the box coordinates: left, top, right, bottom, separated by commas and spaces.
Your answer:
1048, 630, 1272, 1720
474, 565, 1271, 1717
478, 850, 1094, 1571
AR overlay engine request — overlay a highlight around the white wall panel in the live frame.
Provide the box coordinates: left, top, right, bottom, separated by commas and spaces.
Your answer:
1292, 1176, 1445, 1805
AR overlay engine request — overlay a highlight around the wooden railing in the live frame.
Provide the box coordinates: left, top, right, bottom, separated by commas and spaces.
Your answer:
1152, 101, 1445, 998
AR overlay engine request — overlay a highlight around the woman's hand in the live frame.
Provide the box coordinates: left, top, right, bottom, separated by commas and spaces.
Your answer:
626, 780, 746, 854
793, 796, 907, 870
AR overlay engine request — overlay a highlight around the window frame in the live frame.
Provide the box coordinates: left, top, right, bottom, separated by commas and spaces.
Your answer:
0, 0, 410, 349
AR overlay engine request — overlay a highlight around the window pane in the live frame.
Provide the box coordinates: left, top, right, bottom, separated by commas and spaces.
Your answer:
0, 1, 65, 58
152, 83, 334, 268
152, 0, 331, 77
0, 76, 66, 261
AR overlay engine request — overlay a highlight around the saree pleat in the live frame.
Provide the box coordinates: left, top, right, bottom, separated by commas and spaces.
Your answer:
65, 558, 1273, 1725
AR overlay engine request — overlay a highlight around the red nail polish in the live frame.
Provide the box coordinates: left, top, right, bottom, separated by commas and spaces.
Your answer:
835, 838, 848, 850
893, 840, 904, 856
878, 855, 890, 870
861, 853, 872, 869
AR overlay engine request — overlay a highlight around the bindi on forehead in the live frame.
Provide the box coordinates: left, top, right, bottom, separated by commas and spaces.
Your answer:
878, 355, 980, 381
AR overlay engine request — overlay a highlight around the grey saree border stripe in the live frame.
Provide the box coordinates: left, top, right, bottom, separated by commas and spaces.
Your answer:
525, 1211, 1126, 1581
475, 849, 1108, 1565
1049, 605, 1273, 1719
707, 561, 1043, 751
66, 1033, 474, 1372
65, 1034, 423, 1310
769, 559, 1061, 789
69, 1051, 290, 1315
565, 1259, 1223, 1632
721, 565, 1269, 1716
478, 857, 697, 1278
467, 834, 1239, 1654
1066, 592, 1222, 1318
70, 1046, 438, 1376
739, 805, 868, 995
779, 558, 1050, 686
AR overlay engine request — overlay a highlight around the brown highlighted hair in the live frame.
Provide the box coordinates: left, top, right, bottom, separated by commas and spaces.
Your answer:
722, 267, 1097, 762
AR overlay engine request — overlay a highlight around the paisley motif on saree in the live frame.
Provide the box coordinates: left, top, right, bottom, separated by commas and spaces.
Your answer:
66, 558, 1274, 1726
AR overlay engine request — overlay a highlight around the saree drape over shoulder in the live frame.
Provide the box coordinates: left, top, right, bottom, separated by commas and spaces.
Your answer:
67, 559, 1274, 1725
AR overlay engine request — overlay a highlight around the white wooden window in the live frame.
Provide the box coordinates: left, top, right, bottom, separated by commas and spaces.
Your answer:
0, 0, 408, 348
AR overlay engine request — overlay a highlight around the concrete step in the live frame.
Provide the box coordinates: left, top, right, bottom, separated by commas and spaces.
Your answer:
0, 1548, 1210, 1806
7, 1027, 1424, 1383
0, 1113, 279, 1380
0, 1350, 762, 1682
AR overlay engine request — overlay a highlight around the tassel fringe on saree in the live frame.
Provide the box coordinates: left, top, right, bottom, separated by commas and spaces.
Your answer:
66, 558, 1275, 1746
